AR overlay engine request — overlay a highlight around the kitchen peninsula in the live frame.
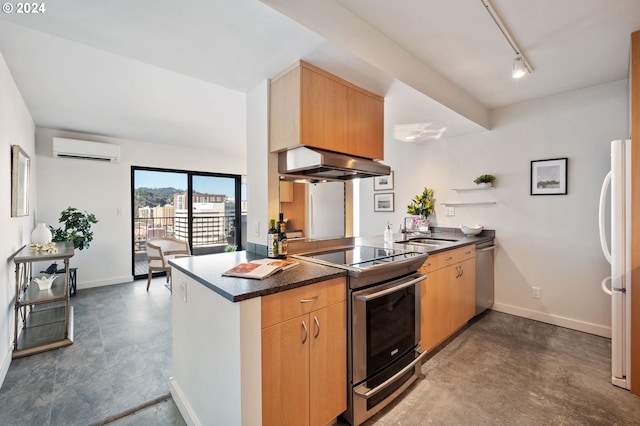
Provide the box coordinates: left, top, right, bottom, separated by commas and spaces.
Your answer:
168, 230, 493, 425
168, 250, 347, 426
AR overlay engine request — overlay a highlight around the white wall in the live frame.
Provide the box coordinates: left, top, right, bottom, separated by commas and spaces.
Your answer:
0, 52, 35, 386
35, 128, 246, 289
361, 79, 629, 337
246, 79, 280, 247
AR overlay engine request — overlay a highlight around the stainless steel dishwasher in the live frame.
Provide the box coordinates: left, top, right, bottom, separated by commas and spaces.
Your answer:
475, 240, 497, 315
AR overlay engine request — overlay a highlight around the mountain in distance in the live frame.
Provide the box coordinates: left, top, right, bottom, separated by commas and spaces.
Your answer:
134, 187, 183, 209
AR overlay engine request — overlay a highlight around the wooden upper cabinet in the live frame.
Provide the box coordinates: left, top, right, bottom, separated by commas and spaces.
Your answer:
348, 88, 384, 159
300, 67, 349, 153
270, 60, 384, 160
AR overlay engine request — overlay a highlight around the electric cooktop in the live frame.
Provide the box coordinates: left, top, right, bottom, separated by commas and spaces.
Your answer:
293, 245, 426, 270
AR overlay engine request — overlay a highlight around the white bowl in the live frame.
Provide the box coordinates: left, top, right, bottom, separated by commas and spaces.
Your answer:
460, 224, 483, 236
33, 275, 57, 291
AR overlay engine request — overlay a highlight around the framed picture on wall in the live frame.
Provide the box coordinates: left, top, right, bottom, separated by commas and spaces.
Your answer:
11, 145, 30, 217
374, 172, 394, 191
530, 157, 567, 195
374, 193, 394, 212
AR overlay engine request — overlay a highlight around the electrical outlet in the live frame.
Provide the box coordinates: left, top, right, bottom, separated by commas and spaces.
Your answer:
532, 287, 541, 299
253, 221, 260, 236
179, 280, 188, 303
446, 207, 455, 217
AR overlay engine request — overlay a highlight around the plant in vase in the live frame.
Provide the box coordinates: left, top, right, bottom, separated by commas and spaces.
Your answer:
407, 188, 435, 232
473, 174, 496, 188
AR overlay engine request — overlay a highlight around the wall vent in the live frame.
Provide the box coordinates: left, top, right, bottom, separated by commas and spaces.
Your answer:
52, 137, 121, 163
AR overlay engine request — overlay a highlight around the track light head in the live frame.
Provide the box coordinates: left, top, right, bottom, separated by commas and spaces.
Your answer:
512, 56, 526, 79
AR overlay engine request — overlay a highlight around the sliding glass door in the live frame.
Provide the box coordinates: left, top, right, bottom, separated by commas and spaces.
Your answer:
132, 167, 245, 280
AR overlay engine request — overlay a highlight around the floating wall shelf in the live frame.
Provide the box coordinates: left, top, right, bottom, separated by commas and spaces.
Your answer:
440, 201, 497, 206
451, 187, 496, 192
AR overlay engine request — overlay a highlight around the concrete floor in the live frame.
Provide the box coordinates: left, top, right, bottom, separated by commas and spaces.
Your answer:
361, 311, 640, 425
0, 278, 179, 426
1, 279, 639, 425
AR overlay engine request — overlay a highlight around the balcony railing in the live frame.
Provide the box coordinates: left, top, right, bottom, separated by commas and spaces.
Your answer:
134, 214, 247, 277
133, 214, 240, 253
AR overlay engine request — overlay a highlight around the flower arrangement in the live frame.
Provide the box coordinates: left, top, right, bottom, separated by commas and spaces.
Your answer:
407, 188, 435, 218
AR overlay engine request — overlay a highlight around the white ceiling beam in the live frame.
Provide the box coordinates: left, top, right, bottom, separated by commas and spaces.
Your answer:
261, 0, 490, 130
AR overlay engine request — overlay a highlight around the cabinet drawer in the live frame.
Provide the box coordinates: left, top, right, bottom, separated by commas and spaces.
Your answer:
440, 245, 475, 267
420, 256, 440, 274
262, 277, 346, 328
420, 245, 476, 273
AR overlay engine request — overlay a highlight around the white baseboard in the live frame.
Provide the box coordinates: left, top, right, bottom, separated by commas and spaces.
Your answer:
491, 302, 611, 338
0, 348, 12, 389
76, 275, 133, 290
170, 377, 200, 426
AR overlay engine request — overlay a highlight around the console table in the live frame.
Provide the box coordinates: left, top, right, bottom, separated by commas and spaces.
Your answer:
12, 241, 75, 358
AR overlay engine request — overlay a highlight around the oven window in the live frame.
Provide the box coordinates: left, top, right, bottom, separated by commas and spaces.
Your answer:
366, 287, 416, 377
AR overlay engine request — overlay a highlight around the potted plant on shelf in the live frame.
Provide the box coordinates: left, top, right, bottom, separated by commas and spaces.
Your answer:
406, 188, 435, 232
473, 174, 496, 188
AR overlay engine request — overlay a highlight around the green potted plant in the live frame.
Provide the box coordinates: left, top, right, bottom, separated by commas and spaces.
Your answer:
473, 174, 496, 188
43, 207, 98, 292
50, 207, 99, 250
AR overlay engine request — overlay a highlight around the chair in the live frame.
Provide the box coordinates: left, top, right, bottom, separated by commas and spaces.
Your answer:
146, 237, 191, 291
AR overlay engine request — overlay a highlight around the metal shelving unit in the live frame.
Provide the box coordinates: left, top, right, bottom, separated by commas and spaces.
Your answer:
12, 241, 75, 358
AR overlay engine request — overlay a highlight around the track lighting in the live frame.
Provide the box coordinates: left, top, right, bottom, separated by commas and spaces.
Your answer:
512, 56, 526, 79
482, 0, 533, 79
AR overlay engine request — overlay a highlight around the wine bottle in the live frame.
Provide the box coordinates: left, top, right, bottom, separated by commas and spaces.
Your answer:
277, 213, 288, 259
267, 219, 278, 258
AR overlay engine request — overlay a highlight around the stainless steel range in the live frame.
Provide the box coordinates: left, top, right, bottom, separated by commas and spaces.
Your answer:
293, 245, 429, 426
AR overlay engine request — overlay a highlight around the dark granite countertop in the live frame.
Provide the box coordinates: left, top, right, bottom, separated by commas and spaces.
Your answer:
169, 251, 346, 303
170, 227, 495, 303
354, 228, 495, 256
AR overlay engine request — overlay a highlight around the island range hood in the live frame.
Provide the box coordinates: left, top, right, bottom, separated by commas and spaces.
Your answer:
278, 146, 391, 182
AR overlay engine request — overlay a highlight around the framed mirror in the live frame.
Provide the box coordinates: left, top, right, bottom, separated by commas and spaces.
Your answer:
11, 145, 30, 217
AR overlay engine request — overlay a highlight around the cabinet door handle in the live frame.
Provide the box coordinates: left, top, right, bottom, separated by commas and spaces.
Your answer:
299, 296, 319, 304
301, 320, 308, 344
446, 256, 453, 261
313, 316, 320, 339
460, 266, 464, 277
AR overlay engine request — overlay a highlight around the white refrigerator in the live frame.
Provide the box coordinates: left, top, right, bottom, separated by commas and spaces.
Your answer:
598, 139, 632, 390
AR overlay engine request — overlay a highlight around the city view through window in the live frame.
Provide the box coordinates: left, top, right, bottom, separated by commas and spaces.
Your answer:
132, 168, 246, 278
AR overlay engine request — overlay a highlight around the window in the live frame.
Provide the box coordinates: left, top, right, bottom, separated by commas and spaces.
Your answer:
132, 166, 245, 280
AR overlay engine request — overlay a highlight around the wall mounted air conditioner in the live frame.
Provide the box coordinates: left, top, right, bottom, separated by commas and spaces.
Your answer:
52, 137, 121, 163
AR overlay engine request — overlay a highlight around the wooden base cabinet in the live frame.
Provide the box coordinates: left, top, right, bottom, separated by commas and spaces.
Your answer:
420, 246, 476, 352
262, 278, 347, 426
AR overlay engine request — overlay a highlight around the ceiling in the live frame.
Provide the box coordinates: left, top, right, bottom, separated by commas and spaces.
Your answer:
0, 0, 639, 155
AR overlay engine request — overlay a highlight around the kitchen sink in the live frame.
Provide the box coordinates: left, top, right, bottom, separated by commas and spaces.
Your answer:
395, 236, 459, 246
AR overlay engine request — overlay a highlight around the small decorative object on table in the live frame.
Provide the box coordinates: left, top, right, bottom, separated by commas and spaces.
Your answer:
473, 174, 495, 188
33, 274, 57, 291
31, 223, 52, 245
30, 242, 58, 254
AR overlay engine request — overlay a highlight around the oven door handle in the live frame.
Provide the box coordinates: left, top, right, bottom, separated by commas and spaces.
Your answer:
354, 275, 426, 302
353, 348, 428, 399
